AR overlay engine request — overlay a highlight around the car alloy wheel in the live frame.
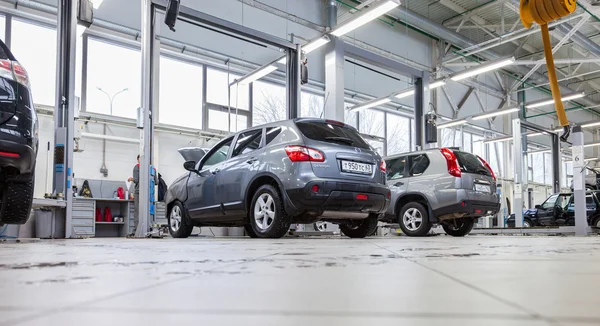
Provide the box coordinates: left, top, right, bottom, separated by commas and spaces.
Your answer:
523, 221, 531, 228
314, 221, 327, 232
595, 219, 600, 228
170, 205, 182, 232
254, 193, 275, 230
403, 207, 422, 231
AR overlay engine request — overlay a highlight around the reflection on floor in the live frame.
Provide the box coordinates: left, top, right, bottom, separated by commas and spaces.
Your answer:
1, 235, 600, 326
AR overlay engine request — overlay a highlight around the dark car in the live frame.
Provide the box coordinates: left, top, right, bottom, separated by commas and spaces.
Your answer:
506, 192, 600, 228
0, 39, 38, 225
165, 119, 390, 239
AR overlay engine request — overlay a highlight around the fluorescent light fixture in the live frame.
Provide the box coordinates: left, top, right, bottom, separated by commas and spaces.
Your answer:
349, 97, 392, 112
584, 142, 600, 148
472, 107, 518, 120
437, 119, 467, 129
303, 36, 330, 54
526, 93, 585, 109
330, 0, 400, 37
582, 121, 600, 128
451, 57, 515, 81
277, 56, 286, 64
564, 157, 599, 163
395, 89, 415, 99
430, 80, 446, 89
234, 65, 278, 85
483, 136, 512, 144
526, 132, 545, 137
90, 0, 104, 9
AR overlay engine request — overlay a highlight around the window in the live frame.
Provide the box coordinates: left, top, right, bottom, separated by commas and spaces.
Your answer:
265, 127, 282, 145
441, 128, 462, 148
208, 110, 247, 132
544, 153, 553, 185
232, 129, 262, 157
541, 194, 559, 209
86, 38, 141, 118
367, 139, 384, 155
295, 121, 370, 149
472, 135, 484, 157
11, 19, 56, 106
301, 91, 324, 118
345, 104, 357, 128
206, 68, 249, 110
386, 113, 410, 155
0, 16, 5, 41
202, 138, 233, 169
532, 152, 544, 184
409, 154, 429, 176
463, 133, 472, 153
489, 143, 503, 178
359, 109, 384, 137
455, 151, 493, 177
253, 81, 285, 125
386, 157, 406, 180
159, 56, 203, 128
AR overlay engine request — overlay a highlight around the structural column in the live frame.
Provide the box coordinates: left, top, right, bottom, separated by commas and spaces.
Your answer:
323, 37, 345, 121
572, 125, 589, 236
53, 0, 78, 238
414, 74, 429, 149
512, 119, 524, 227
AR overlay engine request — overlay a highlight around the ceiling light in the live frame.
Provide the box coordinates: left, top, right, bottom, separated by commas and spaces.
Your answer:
303, 36, 330, 54
526, 93, 585, 109
437, 119, 466, 129
584, 142, 600, 148
234, 65, 278, 85
563, 157, 599, 163
90, 0, 104, 9
429, 80, 446, 89
483, 136, 512, 144
451, 57, 515, 81
349, 97, 392, 112
471, 107, 518, 120
582, 121, 600, 128
526, 132, 545, 137
330, 0, 400, 37
395, 89, 415, 99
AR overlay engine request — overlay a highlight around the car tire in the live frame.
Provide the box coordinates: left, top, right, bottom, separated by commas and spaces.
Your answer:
249, 184, 290, 239
523, 219, 532, 228
442, 218, 475, 237
593, 216, 600, 228
168, 201, 193, 238
0, 178, 34, 225
339, 214, 379, 238
398, 202, 431, 237
244, 224, 259, 238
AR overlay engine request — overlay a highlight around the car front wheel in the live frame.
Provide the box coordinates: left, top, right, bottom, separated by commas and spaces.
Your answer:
168, 201, 193, 238
248, 184, 290, 239
442, 218, 475, 237
339, 214, 379, 238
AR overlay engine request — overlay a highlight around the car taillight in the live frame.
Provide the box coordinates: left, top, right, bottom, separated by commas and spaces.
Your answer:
285, 146, 325, 162
0, 59, 30, 88
477, 155, 497, 181
379, 160, 386, 172
440, 148, 461, 178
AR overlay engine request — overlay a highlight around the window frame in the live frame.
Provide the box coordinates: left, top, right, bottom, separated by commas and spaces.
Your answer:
408, 154, 430, 177
198, 136, 234, 171
231, 127, 264, 158
386, 156, 408, 181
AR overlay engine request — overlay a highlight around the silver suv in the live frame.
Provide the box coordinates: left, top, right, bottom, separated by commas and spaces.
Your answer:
382, 148, 500, 237
165, 119, 390, 239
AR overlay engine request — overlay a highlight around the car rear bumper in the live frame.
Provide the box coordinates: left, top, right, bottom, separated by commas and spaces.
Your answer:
433, 200, 500, 219
0, 138, 35, 178
284, 180, 390, 216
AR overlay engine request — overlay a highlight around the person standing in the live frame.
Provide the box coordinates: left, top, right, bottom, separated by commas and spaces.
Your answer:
127, 155, 140, 237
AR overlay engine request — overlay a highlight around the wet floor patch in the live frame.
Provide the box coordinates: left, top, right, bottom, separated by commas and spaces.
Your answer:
0, 262, 78, 270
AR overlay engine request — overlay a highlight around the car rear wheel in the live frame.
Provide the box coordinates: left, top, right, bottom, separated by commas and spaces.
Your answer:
339, 214, 379, 238
593, 217, 600, 228
442, 218, 475, 237
398, 202, 431, 237
168, 201, 193, 238
0, 178, 34, 225
249, 184, 290, 239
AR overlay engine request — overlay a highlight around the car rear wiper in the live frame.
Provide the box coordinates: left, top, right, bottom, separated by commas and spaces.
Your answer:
324, 136, 355, 146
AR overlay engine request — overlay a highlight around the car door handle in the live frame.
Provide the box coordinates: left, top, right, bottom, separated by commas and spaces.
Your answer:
246, 158, 258, 164
212, 168, 220, 174
394, 182, 404, 187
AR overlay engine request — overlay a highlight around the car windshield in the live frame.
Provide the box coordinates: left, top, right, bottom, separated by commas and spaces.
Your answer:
295, 121, 370, 149
453, 151, 492, 177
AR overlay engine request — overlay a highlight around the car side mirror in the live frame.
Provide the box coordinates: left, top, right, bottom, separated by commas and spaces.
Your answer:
183, 161, 197, 172
535, 205, 542, 209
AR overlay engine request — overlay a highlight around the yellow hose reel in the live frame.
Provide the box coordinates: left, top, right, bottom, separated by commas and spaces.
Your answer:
520, 0, 577, 141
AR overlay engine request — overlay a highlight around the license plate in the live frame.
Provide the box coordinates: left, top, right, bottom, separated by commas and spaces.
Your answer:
341, 160, 373, 174
475, 184, 491, 193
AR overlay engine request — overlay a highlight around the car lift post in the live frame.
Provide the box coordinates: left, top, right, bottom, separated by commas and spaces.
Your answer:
137, 0, 160, 237
53, 0, 78, 238
512, 119, 525, 227
572, 125, 590, 236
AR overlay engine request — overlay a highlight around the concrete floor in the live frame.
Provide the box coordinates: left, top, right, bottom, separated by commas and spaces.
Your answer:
1, 235, 600, 326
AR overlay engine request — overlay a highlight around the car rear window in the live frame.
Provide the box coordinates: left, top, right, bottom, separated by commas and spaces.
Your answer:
295, 121, 370, 149
0, 40, 13, 60
453, 151, 492, 177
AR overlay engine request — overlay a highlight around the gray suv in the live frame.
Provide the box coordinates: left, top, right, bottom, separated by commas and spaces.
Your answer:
165, 119, 390, 239
382, 148, 500, 237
